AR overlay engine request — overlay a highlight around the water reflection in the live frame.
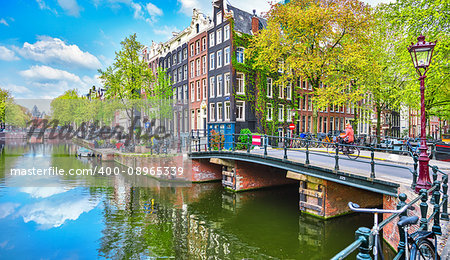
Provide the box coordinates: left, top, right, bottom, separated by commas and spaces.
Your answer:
0, 142, 374, 259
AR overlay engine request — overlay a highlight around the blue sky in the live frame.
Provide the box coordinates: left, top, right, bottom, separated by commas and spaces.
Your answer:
0, 0, 389, 100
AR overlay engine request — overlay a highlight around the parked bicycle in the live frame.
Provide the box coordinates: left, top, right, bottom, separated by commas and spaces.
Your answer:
402, 138, 433, 159
348, 202, 439, 260
327, 136, 360, 160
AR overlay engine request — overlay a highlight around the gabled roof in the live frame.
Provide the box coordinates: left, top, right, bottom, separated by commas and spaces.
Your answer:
226, 4, 267, 35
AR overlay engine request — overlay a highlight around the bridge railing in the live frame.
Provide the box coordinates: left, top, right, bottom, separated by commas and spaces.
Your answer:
331, 169, 448, 260
189, 132, 420, 185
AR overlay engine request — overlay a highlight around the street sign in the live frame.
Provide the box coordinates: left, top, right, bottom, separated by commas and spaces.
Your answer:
252, 135, 261, 146
289, 123, 295, 130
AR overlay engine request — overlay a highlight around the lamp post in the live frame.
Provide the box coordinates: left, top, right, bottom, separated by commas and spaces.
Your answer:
407, 35, 436, 193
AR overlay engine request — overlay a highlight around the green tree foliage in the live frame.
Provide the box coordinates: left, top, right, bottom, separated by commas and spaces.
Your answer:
98, 33, 154, 140
248, 0, 374, 133
144, 67, 173, 121
5, 101, 30, 127
0, 88, 10, 123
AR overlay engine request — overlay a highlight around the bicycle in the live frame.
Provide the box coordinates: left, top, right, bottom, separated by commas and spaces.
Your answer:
348, 202, 439, 260
327, 137, 360, 160
402, 138, 433, 159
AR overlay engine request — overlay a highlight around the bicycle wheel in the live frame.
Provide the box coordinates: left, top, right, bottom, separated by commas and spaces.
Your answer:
411, 239, 437, 260
327, 143, 336, 156
347, 146, 360, 160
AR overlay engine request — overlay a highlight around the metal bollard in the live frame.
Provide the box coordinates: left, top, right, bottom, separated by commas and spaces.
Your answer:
411, 156, 418, 190
370, 146, 375, 178
432, 181, 442, 235
419, 189, 428, 231
305, 139, 310, 164
335, 142, 339, 171
441, 174, 449, 221
247, 134, 251, 153
284, 135, 288, 160
232, 133, 236, 152
264, 134, 267, 157
430, 166, 438, 205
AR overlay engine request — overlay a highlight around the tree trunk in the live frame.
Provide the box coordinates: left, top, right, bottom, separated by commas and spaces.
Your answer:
376, 104, 381, 144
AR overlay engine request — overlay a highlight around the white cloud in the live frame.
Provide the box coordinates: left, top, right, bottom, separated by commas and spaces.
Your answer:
153, 25, 180, 39
18, 36, 101, 69
0, 203, 20, 219
36, 0, 58, 14
0, 46, 19, 61
146, 2, 163, 16
0, 84, 31, 95
20, 187, 72, 198
131, 2, 143, 19
20, 65, 81, 83
57, 0, 82, 17
177, 0, 210, 16
0, 18, 8, 26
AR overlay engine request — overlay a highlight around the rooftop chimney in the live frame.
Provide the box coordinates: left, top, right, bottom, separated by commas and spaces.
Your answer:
251, 10, 259, 35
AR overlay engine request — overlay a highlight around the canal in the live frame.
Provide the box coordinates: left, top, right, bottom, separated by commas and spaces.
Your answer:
0, 142, 386, 259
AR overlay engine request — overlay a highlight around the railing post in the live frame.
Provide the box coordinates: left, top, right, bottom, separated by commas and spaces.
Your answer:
397, 193, 407, 260
264, 134, 267, 157
432, 181, 442, 235
219, 134, 222, 151
355, 227, 372, 260
305, 139, 310, 164
411, 155, 418, 190
441, 175, 449, 220
247, 133, 251, 153
370, 145, 375, 179
335, 142, 339, 171
284, 134, 288, 160
430, 166, 438, 205
232, 133, 236, 152
419, 189, 428, 230
207, 129, 211, 151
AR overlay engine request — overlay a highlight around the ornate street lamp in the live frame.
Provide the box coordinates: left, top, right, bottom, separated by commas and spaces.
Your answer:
407, 35, 436, 192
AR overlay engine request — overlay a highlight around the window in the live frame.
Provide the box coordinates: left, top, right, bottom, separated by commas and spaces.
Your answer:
224, 24, 230, 41
209, 77, 215, 97
308, 95, 312, 111
190, 83, 195, 103
267, 78, 273, 98
330, 117, 334, 131
267, 103, 273, 121
224, 73, 230, 96
216, 28, 222, 44
210, 103, 216, 121
308, 82, 312, 90
190, 61, 195, 78
183, 65, 187, 79
196, 81, 201, 101
209, 53, 215, 70
278, 60, 284, 73
173, 71, 177, 83
196, 58, 201, 76
319, 117, 322, 132
190, 44, 194, 57
209, 33, 215, 47
196, 40, 200, 55
302, 95, 307, 110
278, 104, 284, 122
308, 116, 311, 132
287, 109, 292, 122
236, 101, 244, 121
279, 84, 284, 99
173, 54, 176, 64
225, 102, 230, 121
177, 86, 182, 100
178, 51, 181, 63
224, 47, 230, 65
301, 116, 306, 132
184, 84, 188, 100
178, 68, 182, 82
202, 55, 207, 74
286, 83, 292, 100
217, 103, 223, 121
302, 81, 307, 89
330, 104, 334, 112
217, 50, 222, 68
202, 79, 207, 100
216, 11, 222, 25
217, 74, 223, 96
236, 47, 245, 63
323, 117, 327, 133
183, 48, 187, 60
202, 37, 206, 50
236, 73, 245, 94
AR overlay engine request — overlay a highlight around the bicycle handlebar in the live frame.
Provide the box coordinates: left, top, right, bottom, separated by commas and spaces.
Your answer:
348, 202, 411, 214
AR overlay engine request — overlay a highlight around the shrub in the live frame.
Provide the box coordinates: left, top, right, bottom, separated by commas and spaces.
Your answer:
236, 128, 252, 150
210, 130, 224, 150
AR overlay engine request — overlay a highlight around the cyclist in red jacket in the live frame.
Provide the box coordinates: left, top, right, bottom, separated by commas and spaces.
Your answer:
342, 124, 354, 144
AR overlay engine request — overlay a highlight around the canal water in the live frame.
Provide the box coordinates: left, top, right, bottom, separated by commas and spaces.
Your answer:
0, 142, 383, 259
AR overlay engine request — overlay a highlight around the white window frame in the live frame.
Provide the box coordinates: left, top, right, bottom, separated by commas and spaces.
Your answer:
216, 11, 222, 25
279, 84, 284, 99
217, 74, 223, 97
217, 102, 223, 121
267, 103, 273, 121
202, 79, 207, 100
216, 28, 222, 44
209, 33, 215, 47
278, 104, 284, 122
202, 55, 207, 74
224, 47, 230, 65
202, 37, 206, 50
210, 103, 216, 121
224, 73, 230, 96
190, 44, 194, 57
209, 77, 215, 98
196, 81, 201, 101
267, 78, 273, 98
183, 65, 187, 79
236, 101, 245, 121
190, 61, 195, 78
236, 73, 245, 94
190, 83, 195, 103
225, 101, 231, 121
217, 50, 222, 68
196, 58, 201, 76
224, 24, 230, 41
286, 83, 292, 100
236, 47, 245, 63
195, 40, 200, 55
209, 53, 215, 70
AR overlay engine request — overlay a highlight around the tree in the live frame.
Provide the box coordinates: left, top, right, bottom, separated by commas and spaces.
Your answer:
98, 33, 154, 142
144, 67, 173, 125
248, 0, 374, 133
0, 88, 10, 124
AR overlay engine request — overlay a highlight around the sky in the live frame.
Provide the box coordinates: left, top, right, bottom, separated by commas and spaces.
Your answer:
0, 0, 391, 101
